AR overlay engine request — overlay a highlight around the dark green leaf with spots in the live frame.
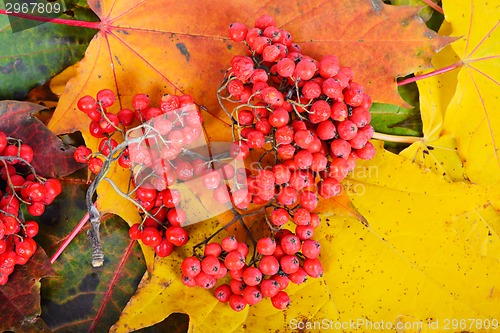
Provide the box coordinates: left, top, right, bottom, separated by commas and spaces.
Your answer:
0, 0, 98, 100
37, 181, 146, 333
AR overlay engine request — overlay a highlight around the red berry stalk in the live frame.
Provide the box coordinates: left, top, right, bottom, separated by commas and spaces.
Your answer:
73, 89, 206, 266
0, 131, 62, 285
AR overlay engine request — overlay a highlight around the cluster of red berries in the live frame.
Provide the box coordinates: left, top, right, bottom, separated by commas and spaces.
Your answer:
0, 131, 62, 285
182, 230, 321, 311
74, 90, 204, 257
181, 14, 376, 311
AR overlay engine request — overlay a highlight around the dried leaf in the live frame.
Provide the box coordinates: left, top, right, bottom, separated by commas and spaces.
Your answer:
0, 247, 55, 333
0, 101, 83, 178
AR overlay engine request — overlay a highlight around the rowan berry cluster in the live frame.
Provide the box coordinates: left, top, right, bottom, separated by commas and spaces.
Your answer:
74, 90, 203, 257
180, 14, 376, 311
0, 131, 62, 285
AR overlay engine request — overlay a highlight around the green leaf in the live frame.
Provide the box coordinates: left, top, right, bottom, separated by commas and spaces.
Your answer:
0, 0, 98, 100
36, 181, 146, 332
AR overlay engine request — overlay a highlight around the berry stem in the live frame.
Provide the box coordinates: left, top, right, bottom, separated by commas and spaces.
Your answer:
420, 0, 444, 14
50, 211, 90, 264
372, 132, 423, 143
397, 61, 462, 86
0, 9, 101, 29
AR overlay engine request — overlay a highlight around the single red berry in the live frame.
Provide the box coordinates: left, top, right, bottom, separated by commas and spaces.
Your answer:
309, 100, 331, 124
303, 258, 324, 278
258, 255, 280, 276
260, 279, 281, 298
271, 274, 290, 290
228, 22, 248, 42
295, 225, 314, 240
243, 285, 263, 305
229, 294, 247, 312
337, 120, 358, 141
289, 267, 308, 284
128, 223, 142, 240
162, 189, 181, 208
318, 177, 343, 198
280, 234, 301, 255
330, 139, 351, 159
15, 238, 37, 259
181, 275, 197, 287
194, 271, 216, 289
256, 237, 276, 256
204, 243, 222, 258
229, 278, 246, 295
165, 226, 188, 246
27, 201, 45, 216
319, 54, 340, 78
293, 208, 311, 226
280, 255, 300, 274
242, 267, 263, 286
181, 256, 201, 278
301, 239, 321, 259
77, 95, 97, 113
354, 141, 376, 160
271, 291, 291, 310
214, 284, 233, 303
276, 186, 298, 206
96, 89, 116, 108
225, 250, 246, 271
276, 58, 295, 77
23, 221, 39, 238
141, 227, 162, 247
154, 239, 174, 257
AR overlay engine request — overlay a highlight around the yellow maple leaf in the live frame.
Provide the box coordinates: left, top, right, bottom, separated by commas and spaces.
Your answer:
111, 143, 500, 332
402, 0, 500, 187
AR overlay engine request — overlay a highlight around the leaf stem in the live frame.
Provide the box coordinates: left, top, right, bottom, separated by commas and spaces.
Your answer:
0, 9, 101, 29
372, 132, 423, 143
420, 0, 444, 14
397, 61, 463, 86
50, 210, 90, 264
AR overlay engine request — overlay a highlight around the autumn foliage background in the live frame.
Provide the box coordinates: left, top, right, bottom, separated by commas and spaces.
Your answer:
0, 0, 499, 332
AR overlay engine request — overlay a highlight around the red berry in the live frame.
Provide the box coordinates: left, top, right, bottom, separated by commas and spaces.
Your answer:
303, 258, 324, 278
319, 54, 340, 78
301, 240, 321, 259
355, 141, 376, 160
271, 291, 291, 310
224, 250, 245, 271
201, 255, 221, 275
194, 271, 216, 289
77, 95, 97, 113
258, 255, 279, 276
228, 22, 248, 42
27, 201, 45, 216
15, 238, 36, 258
318, 177, 343, 198
330, 139, 351, 159
337, 120, 358, 141
141, 227, 162, 247
165, 226, 189, 246
229, 294, 247, 312
97, 89, 116, 108
214, 284, 232, 303
181, 256, 201, 278
242, 267, 263, 286
154, 239, 174, 257
289, 267, 308, 284
243, 285, 263, 305
280, 255, 300, 274
260, 279, 280, 298
181, 275, 197, 287
280, 234, 301, 255
256, 237, 276, 256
